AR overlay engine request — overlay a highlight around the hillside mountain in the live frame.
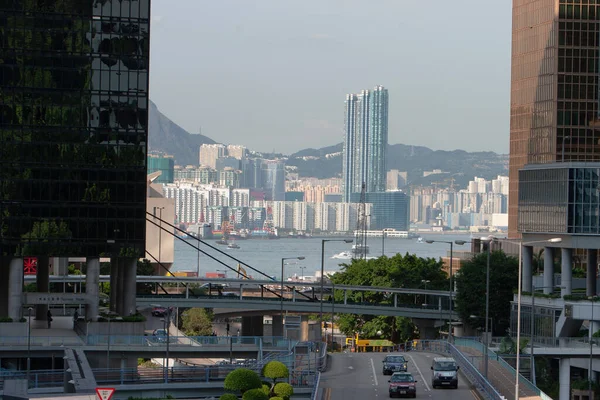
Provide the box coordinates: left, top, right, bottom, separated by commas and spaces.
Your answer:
147, 103, 508, 189
286, 143, 508, 189
148, 100, 215, 165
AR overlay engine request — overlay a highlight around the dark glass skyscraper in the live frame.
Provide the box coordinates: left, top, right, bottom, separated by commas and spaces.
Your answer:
0, 0, 150, 257
342, 85, 388, 201
509, 0, 600, 237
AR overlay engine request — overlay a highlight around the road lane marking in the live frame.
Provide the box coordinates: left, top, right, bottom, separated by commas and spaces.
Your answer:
370, 358, 379, 386
471, 389, 481, 400
323, 387, 331, 400
408, 354, 430, 392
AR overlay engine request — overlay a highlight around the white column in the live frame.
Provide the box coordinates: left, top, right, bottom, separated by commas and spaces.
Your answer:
543, 247, 554, 295
561, 248, 573, 297
8, 258, 24, 321
559, 357, 571, 400
85, 257, 100, 321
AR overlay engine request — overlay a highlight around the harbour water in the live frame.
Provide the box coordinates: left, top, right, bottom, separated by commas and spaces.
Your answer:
170, 232, 480, 280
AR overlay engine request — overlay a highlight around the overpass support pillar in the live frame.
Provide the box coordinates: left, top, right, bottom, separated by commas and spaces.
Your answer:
587, 249, 598, 297
8, 258, 24, 321
413, 319, 438, 339
109, 258, 118, 313
85, 257, 100, 321
272, 315, 284, 337
561, 248, 573, 297
300, 315, 309, 342
242, 316, 263, 337
36, 256, 49, 321
522, 246, 533, 292
543, 247, 555, 294
120, 258, 137, 316
559, 357, 571, 400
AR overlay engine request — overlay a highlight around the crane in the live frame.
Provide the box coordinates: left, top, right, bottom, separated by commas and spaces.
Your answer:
354, 182, 368, 260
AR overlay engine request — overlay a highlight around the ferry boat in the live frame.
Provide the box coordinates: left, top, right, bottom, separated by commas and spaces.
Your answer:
227, 241, 240, 249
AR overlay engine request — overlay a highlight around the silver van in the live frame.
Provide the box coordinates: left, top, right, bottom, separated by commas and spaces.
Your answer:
431, 357, 459, 389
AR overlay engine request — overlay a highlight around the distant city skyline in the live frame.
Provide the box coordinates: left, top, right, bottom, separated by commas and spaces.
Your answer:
149, 0, 511, 155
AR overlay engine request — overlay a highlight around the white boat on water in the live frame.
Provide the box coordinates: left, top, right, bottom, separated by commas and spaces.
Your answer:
417, 237, 424, 243
331, 250, 376, 260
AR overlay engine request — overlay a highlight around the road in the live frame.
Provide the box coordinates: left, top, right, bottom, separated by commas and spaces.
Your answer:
319, 352, 479, 400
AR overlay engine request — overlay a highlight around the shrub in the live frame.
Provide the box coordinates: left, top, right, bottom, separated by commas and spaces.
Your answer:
219, 394, 238, 400
241, 388, 268, 400
260, 384, 270, 395
271, 398, 284, 400
262, 361, 289, 383
273, 382, 294, 399
224, 368, 262, 394
0, 317, 13, 323
273, 382, 293, 399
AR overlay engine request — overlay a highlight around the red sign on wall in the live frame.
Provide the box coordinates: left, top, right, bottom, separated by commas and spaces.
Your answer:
23, 257, 38, 275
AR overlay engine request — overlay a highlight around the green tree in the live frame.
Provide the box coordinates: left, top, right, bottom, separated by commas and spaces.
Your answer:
224, 368, 262, 395
242, 388, 269, 400
454, 250, 518, 336
261, 361, 289, 397
219, 394, 238, 400
331, 254, 446, 341
181, 308, 213, 336
273, 382, 293, 400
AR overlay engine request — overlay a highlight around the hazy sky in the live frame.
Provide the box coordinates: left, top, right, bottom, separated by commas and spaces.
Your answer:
149, 1, 512, 155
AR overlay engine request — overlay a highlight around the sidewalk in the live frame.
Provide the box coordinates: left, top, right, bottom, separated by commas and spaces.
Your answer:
30, 316, 83, 346
457, 345, 537, 399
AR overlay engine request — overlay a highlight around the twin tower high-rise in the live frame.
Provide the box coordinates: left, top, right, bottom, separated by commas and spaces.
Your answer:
342, 85, 389, 202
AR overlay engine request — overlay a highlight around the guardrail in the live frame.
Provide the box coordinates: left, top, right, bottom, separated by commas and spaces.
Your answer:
452, 337, 550, 398
409, 340, 504, 400
311, 371, 321, 400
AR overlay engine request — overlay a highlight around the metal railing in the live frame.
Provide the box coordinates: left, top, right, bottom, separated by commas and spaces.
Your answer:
409, 340, 504, 400
311, 371, 321, 400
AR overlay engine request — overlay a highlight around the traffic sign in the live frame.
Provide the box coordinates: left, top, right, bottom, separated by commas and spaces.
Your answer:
96, 388, 115, 400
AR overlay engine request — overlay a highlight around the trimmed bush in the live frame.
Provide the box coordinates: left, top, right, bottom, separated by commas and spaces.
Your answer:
224, 368, 262, 394
274, 382, 293, 400
262, 361, 289, 383
241, 388, 268, 400
271, 397, 284, 400
219, 394, 238, 400
260, 384, 270, 395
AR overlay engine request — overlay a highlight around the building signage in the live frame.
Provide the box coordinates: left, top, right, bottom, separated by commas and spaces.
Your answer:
25, 293, 91, 305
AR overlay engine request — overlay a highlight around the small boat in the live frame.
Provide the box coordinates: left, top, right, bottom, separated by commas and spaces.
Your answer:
227, 241, 240, 249
215, 239, 228, 246
417, 237, 424, 243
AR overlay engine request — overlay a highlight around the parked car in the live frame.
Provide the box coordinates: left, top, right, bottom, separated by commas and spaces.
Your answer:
388, 372, 417, 398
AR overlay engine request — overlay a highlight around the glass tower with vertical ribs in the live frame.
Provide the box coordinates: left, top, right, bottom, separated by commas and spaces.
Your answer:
509, 0, 600, 237
342, 85, 389, 202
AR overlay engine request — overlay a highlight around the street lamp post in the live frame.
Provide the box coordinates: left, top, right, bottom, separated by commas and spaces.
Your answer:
106, 316, 112, 370
27, 307, 33, 384
426, 240, 456, 341
421, 279, 430, 306
484, 238, 491, 379
320, 239, 353, 342
281, 256, 305, 336
589, 295, 595, 399
161, 311, 171, 384
382, 230, 386, 257
196, 225, 202, 277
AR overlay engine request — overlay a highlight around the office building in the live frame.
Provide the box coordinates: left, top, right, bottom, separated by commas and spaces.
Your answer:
351, 191, 409, 231
387, 170, 408, 190
0, 0, 150, 322
342, 85, 389, 201
262, 160, 286, 201
508, 3, 600, 398
509, 0, 600, 237
148, 153, 175, 183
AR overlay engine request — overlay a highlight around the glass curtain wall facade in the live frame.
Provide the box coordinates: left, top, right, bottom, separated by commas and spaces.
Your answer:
342, 86, 389, 201
0, 0, 150, 257
509, 0, 600, 238
519, 164, 600, 234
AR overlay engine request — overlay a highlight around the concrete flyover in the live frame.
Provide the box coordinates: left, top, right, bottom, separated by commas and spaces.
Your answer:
136, 294, 459, 320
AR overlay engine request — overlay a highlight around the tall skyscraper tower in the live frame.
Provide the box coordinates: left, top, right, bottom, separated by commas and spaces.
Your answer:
342, 85, 389, 201
508, 1, 600, 238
